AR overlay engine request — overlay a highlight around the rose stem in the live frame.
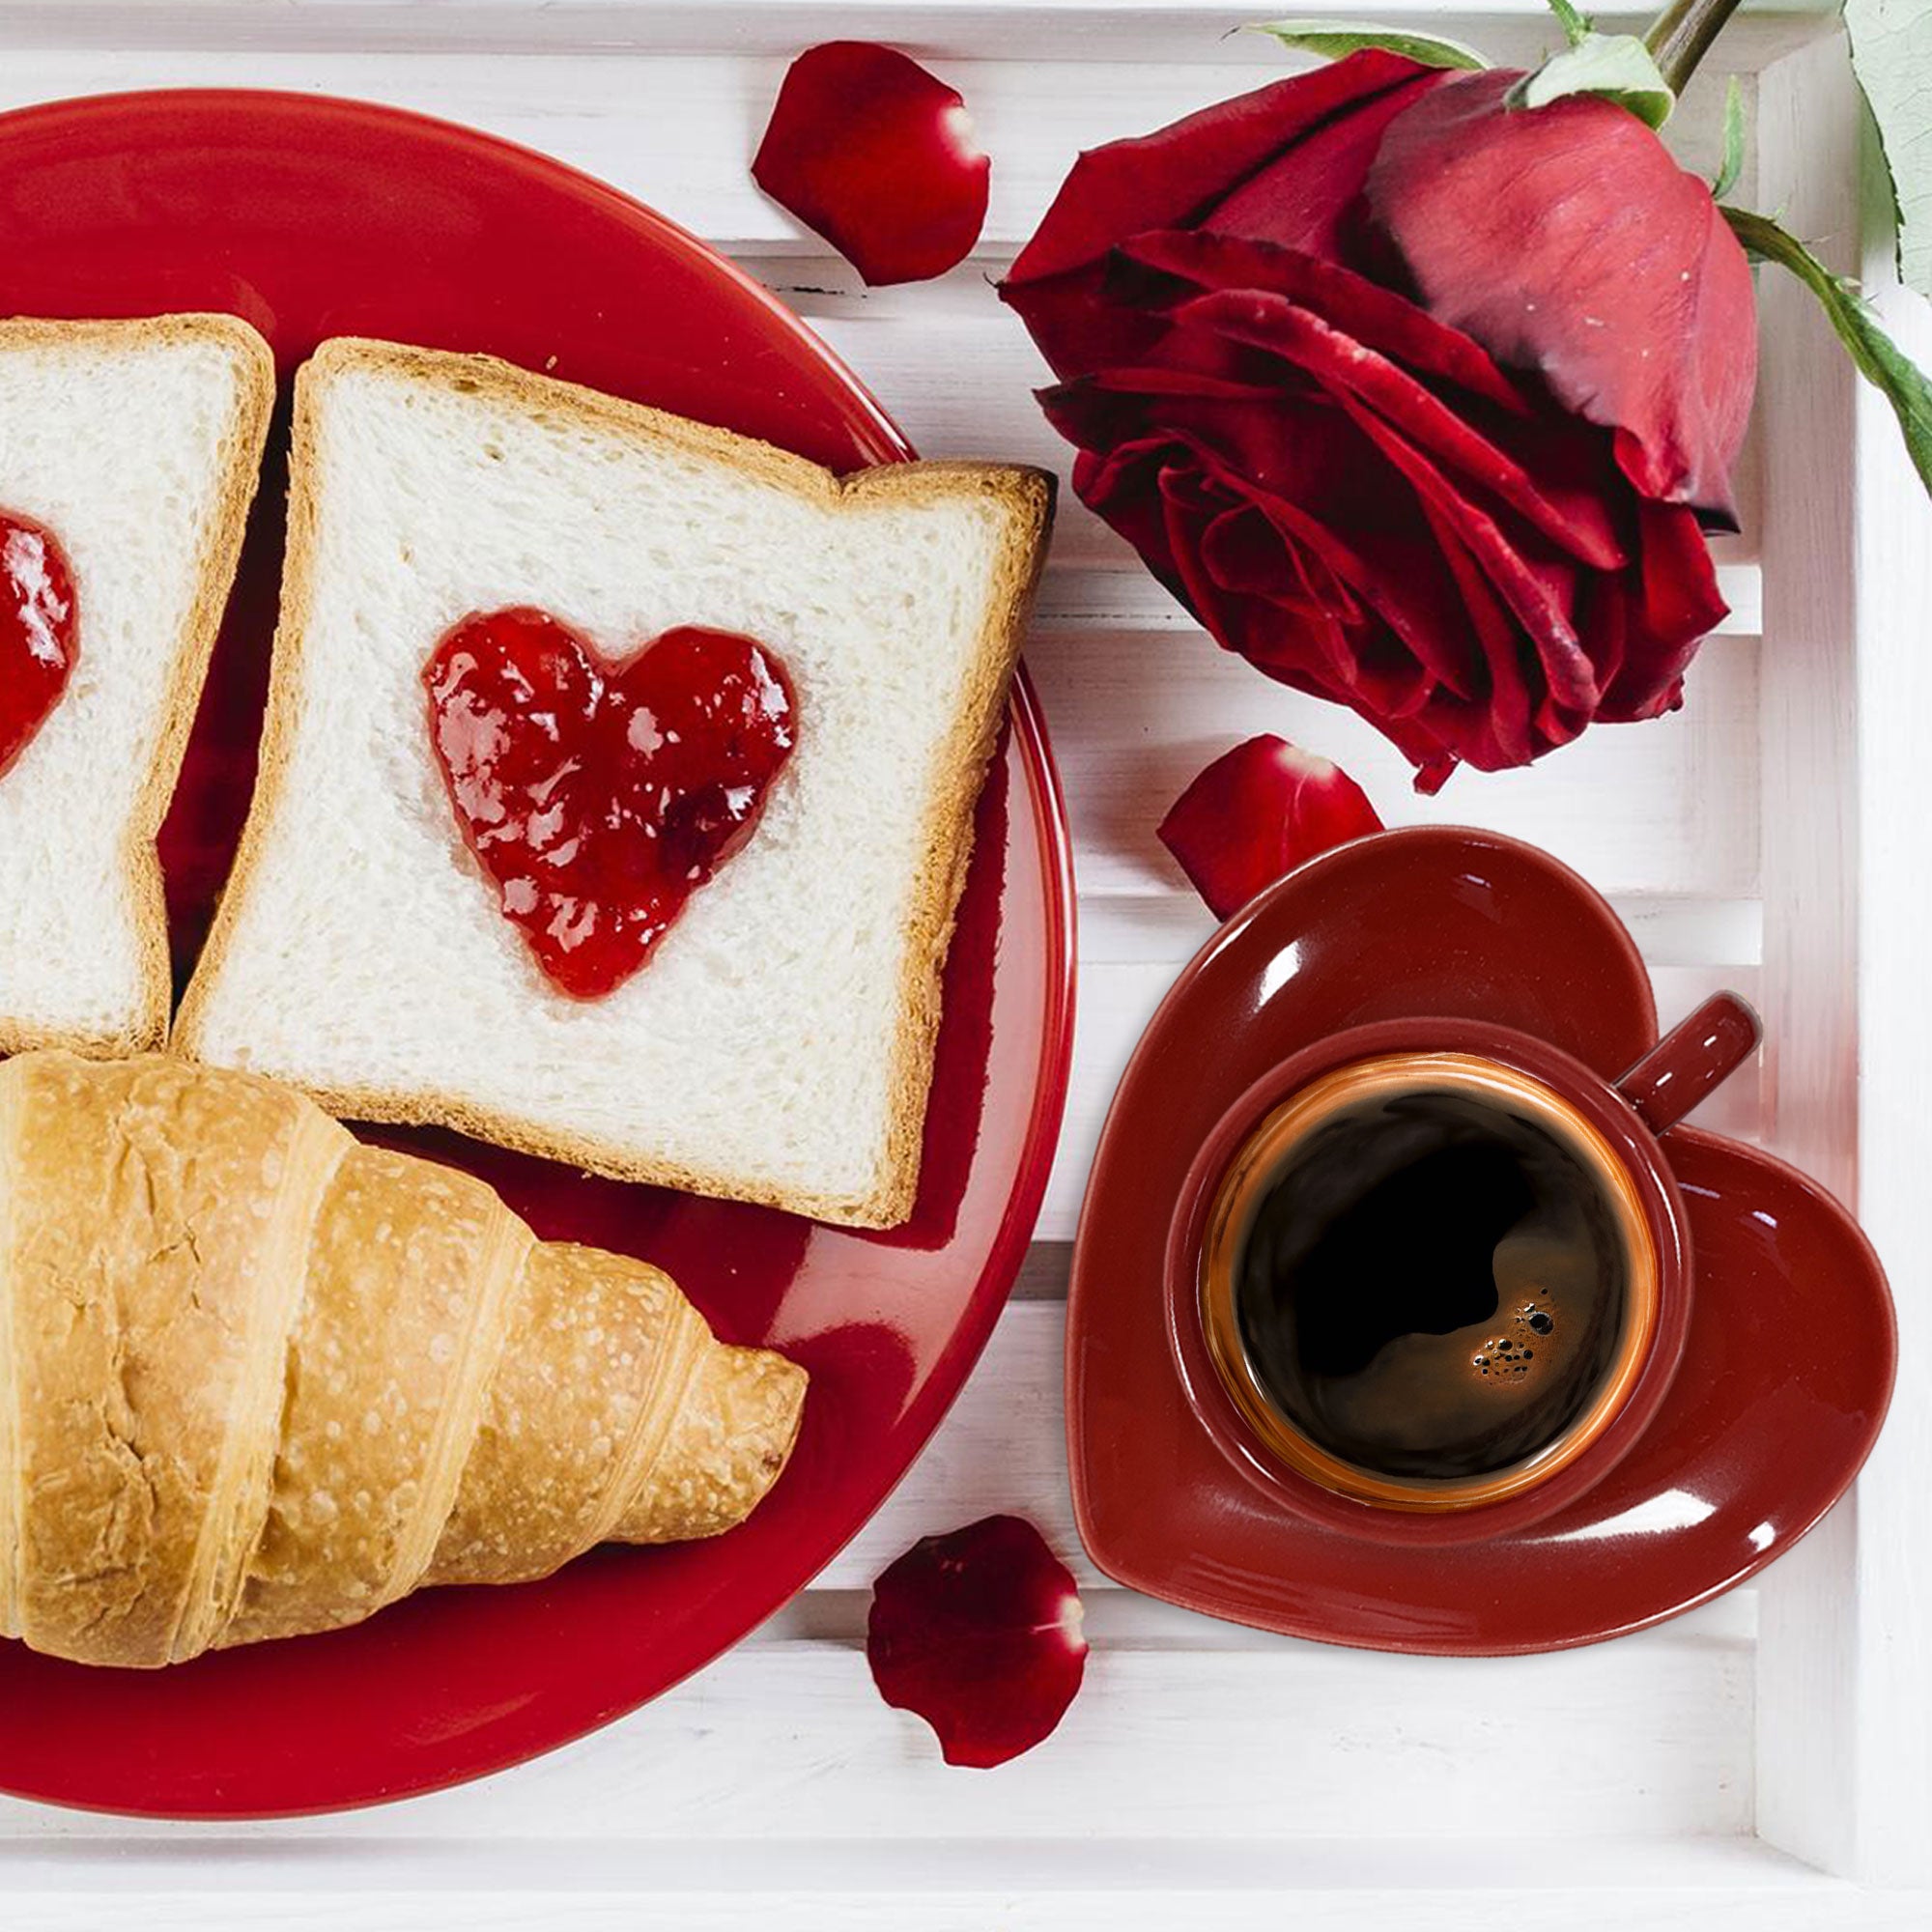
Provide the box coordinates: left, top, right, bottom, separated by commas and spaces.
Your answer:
1644, 0, 1748, 96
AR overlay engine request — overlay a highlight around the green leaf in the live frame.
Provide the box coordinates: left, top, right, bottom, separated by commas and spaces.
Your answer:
1246, 19, 1489, 71
1505, 31, 1675, 129
1724, 204, 1932, 500
1711, 74, 1745, 201
1544, 0, 1593, 49
1846, 0, 1932, 300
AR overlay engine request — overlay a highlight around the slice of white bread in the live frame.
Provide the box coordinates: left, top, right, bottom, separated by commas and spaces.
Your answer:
0, 315, 275, 1057
175, 339, 1052, 1229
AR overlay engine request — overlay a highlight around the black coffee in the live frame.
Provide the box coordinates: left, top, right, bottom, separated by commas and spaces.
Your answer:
1234, 1085, 1632, 1482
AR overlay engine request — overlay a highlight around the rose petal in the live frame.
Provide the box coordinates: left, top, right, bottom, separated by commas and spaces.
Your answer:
1367, 71, 1756, 525
753, 43, 989, 286
1158, 735, 1383, 918
1408, 490, 1548, 775
1208, 64, 1447, 262
867, 1515, 1087, 1769
1112, 229, 1531, 417
1332, 393, 1601, 714
1000, 52, 1444, 378
1170, 285, 1624, 573
1597, 497, 1728, 716
1040, 389, 1488, 730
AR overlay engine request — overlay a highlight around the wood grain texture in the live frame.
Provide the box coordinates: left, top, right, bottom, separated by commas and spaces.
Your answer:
0, 1628, 1752, 1850
8, 1841, 1923, 1932
1030, 628, 1763, 900
0, 45, 1756, 257
0, 0, 1846, 67
1748, 34, 1867, 1884
1844, 127, 1932, 1897
5, 1888, 1929, 1932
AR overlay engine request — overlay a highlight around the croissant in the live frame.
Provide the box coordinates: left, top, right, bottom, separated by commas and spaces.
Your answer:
0, 1050, 807, 1668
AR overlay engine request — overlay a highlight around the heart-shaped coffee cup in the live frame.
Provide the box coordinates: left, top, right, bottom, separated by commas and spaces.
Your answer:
1169, 994, 1760, 1548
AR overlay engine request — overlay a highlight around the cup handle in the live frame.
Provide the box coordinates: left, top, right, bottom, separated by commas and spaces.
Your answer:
1616, 991, 1763, 1136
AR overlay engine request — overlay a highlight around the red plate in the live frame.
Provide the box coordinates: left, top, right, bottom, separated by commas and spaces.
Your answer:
0, 90, 1074, 1817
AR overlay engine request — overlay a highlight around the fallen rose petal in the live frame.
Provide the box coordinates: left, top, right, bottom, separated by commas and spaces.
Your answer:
752, 42, 989, 286
1159, 735, 1384, 917
867, 1515, 1087, 1768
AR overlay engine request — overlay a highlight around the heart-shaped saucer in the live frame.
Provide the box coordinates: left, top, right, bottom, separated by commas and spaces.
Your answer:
1066, 826, 1896, 1654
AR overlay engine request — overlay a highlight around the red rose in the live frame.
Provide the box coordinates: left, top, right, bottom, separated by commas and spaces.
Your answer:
1000, 52, 1754, 791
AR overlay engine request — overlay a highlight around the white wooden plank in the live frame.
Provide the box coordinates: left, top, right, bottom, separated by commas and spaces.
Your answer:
771, 1577, 1762, 1645
1029, 560, 1763, 637
0, 1841, 1818, 1889
9, 1882, 1928, 1932
9, 1833, 1921, 1932
816, 1300, 1081, 1587
0, 47, 1754, 257
1748, 33, 1867, 1883
0, 1, 1841, 71
9, 1884, 1930, 1932
1844, 120, 1932, 1898
0, 1636, 1750, 1847
793, 1303, 1761, 1651
1032, 625, 1762, 902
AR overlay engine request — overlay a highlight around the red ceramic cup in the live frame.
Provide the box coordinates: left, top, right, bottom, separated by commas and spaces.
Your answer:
1164, 993, 1761, 1547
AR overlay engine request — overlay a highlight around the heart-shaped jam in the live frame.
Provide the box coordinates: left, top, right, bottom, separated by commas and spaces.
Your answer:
0, 512, 77, 782
424, 608, 797, 999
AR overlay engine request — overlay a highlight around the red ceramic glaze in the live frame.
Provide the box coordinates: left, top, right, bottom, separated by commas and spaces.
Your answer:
0, 510, 77, 781
1619, 990, 1763, 1136
424, 612, 797, 998
1069, 826, 1894, 1652
0, 91, 1074, 1817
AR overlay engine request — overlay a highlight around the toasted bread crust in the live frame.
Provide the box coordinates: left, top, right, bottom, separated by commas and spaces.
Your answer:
0, 313, 277, 1061
174, 338, 1053, 1229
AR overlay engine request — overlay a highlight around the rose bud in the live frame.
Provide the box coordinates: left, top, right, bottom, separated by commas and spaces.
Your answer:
867, 1515, 1087, 1768
753, 42, 990, 286
1001, 51, 1752, 792
1158, 735, 1383, 919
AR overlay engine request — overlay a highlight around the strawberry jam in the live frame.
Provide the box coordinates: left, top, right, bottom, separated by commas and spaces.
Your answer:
0, 512, 77, 781
424, 608, 797, 999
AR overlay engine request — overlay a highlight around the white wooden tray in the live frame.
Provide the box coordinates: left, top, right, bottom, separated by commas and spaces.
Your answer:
3, 2, 1928, 1924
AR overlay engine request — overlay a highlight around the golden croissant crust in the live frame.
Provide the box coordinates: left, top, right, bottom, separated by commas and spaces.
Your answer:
0, 1050, 806, 1667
